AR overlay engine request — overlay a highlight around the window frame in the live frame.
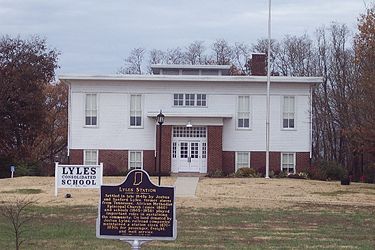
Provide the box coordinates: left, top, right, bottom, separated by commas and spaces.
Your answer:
83, 149, 99, 165
84, 93, 98, 127
172, 93, 207, 107
235, 151, 250, 171
280, 152, 296, 174
282, 96, 296, 130
236, 95, 251, 130
128, 150, 143, 170
129, 94, 143, 128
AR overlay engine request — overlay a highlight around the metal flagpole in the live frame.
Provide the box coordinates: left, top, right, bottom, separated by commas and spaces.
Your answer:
265, 0, 272, 179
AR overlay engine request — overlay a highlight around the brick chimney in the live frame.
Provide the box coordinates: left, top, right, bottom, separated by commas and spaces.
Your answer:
250, 53, 266, 76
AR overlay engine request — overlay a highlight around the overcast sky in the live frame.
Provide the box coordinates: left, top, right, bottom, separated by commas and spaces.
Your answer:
0, 0, 370, 75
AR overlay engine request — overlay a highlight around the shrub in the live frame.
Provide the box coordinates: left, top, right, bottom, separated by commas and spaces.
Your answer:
320, 161, 347, 181
234, 168, 260, 178
276, 171, 289, 178
288, 172, 308, 179
207, 169, 226, 178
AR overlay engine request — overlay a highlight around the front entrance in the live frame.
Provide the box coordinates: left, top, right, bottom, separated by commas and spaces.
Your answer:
171, 127, 207, 173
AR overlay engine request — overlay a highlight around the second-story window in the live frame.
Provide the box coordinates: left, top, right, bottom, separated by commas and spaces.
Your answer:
237, 96, 250, 129
130, 94, 142, 127
196, 94, 207, 106
174, 94, 184, 106
173, 93, 207, 107
85, 93, 97, 126
185, 94, 195, 106
283, 96, 295, 129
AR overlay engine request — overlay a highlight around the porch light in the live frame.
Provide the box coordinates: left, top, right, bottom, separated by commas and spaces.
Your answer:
186, 121, 193, 128
157, 110, 165, 125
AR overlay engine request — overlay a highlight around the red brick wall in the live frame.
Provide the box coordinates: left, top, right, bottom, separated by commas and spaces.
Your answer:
296, 152, 311, 171
143, 150, 156, 175
222, 151, 235, 174
207, 126, 223, 173
250, 151, 266, 174
156, 125, 172, 175
69, 149, 83, 164
250, 54, 266, 76
99, 150, 127, 175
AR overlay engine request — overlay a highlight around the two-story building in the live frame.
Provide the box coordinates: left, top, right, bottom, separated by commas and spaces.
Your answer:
60, 56, 321, 176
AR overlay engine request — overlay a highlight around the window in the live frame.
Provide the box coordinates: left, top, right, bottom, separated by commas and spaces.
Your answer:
283, 96, 295, 129
85, 94, 97, 126
84, 150, 98, 165
172, 127, 206, 138
174, 94, 184, 106
185, 94, 195, 106
172, 142, 177, 158
237, 96, 250, 129
196, 94, 207, 106
202, 142, 207, 159
281, 153, 295, 173
173, 94, 207, 107
235, 152, 250, 171
130, 95, 142, 127
129, 151, 143, 169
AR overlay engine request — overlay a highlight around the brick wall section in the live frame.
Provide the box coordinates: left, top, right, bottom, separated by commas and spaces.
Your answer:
143, 150, 156, 175
222, 151, 235, 174
156, 125, 172, 175
99, 150, 127, 175
250, 151, 266, 174
69, 149, 83, 164
207, 126, 223, 173
250, 54, 266, 76
296, 152, 310, 172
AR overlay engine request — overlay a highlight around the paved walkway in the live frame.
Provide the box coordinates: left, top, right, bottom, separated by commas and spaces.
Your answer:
175, 177, 199, 197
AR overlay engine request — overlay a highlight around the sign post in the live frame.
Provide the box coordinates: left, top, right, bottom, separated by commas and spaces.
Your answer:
96, 169, 176, 249
10, 165, 15, 178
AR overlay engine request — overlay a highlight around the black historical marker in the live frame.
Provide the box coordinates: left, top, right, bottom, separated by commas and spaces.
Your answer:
96, 169, 176, 241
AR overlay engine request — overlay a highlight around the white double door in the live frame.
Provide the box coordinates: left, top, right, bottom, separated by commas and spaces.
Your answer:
176, 140, 204, 172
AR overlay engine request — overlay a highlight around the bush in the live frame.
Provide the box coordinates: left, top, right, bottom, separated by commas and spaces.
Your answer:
276, 171, 289, 178
288, 172, 308, 179
207, 169, 226, 178
320, 161, 347, 181
234, 168, 260, 178
13, 163, 40, 176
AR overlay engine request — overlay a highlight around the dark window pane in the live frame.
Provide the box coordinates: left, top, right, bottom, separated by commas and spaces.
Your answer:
130, 116, 135, 126
283, 119, 288, 128
244, 119, 249, 128
136, 117, 142, 126
289, 119, 294, 128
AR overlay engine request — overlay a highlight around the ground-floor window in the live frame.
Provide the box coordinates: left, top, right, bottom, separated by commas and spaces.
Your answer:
235, 152, 250, 171
129, 151, 143, 170
84, 149, 98, 165
281, 152, 295, 173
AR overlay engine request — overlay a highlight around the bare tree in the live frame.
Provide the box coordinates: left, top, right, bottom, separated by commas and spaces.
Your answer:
232, 42, 251, 75
185, 41, 206, 65
0, 196, 36, 250
212, 39, 232, 65
118, 47, 145, 74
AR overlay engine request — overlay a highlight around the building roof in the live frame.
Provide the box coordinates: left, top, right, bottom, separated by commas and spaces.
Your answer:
59, 74, 322, 85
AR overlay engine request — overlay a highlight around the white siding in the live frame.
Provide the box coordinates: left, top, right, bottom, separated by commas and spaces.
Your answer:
69, 80, 311, 152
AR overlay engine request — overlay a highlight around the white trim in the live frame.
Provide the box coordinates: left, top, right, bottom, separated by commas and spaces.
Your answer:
280, 152, 296, 174
60, 74, 323, 85
147, 112, 232, 118
235, 151, 250, 172
151, 64, 231, 70
84, 149, 99, 165
128, 150, 143, 170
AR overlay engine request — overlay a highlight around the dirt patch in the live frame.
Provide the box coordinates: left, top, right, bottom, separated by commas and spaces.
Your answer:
0, 176, 374, 210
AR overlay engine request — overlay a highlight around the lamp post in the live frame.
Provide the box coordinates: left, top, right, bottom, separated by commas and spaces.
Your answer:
156, 110, 165, 185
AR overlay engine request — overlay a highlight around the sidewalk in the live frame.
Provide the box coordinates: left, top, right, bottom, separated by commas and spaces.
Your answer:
175, 177, 199, 197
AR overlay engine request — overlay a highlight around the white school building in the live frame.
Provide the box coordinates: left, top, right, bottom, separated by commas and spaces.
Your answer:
60, 56, 321, 176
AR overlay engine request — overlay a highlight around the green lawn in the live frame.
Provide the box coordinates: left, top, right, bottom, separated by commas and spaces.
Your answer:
0, 204, 374, 249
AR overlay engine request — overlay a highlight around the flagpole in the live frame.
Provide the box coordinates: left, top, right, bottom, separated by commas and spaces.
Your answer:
265, 0, 271, 179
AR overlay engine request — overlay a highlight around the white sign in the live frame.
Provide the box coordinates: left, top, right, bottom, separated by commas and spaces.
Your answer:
55, 162, 103, 196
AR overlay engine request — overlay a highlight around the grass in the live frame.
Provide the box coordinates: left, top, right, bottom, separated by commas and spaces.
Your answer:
1, 188, 43, 194
312, 190, 360, 196
0, 205, 374, 249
